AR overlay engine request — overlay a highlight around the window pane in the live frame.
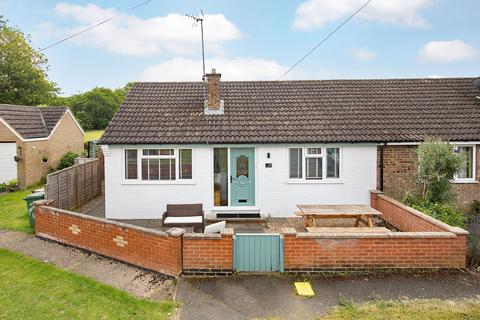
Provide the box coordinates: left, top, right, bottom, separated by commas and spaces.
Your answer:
236, 155, 249, 178
125, 149, 138, 179
143, 149, 159, 156
214, 148, 228, 206
327, 148, 340, 178
179, 149, 192, 179
307, 148, 322, 155
306, 157, 322, 179
149, 159, 159, 180
160, 159, 175, 180
289, 148, 302, 178
160, 149, 174, 156
457, 147, 473, 179
141, 159, 148, 180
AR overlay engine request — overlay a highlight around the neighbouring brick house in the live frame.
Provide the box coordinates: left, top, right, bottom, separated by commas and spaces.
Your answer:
0, 104, 84, 188
378, 145, 480, 211
98, 72, 480, 219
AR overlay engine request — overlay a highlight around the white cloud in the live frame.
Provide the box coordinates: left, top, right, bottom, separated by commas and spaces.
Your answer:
292, 0, 432, 30
39, 3, 241, 56
139, 57, 306, 81
419, 40, 477, 62
346, 47, 376, 61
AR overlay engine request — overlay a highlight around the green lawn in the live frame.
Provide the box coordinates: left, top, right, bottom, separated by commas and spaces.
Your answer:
322, 298, 480, 320
84, 130, 104, 143
0, 188, 36, 233
0, 248, 174, 320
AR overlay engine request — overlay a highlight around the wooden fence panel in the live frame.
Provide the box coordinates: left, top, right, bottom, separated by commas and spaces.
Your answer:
45, 159, 102, 211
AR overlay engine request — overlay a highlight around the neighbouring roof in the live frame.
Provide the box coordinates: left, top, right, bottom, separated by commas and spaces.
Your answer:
0, 104, 67, 139
100, 77, 480, 144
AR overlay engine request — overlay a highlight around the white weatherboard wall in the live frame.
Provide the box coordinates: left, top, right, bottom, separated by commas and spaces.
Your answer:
104, 144, 377, 218
0, 143, 17, 183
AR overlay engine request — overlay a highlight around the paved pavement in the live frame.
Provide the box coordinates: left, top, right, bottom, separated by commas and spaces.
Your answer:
176, 272, 480, 320
0, 229, 175, 301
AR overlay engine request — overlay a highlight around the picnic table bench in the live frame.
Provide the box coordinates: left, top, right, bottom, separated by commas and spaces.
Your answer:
296, 204, 382, 228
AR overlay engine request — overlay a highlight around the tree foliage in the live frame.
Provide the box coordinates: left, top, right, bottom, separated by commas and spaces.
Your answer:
0, 16, 58, 105
415, 138, 464, 203
59, 86, 129, 130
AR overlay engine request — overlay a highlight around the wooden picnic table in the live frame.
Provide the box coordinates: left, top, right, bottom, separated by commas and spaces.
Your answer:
296, 204, 382, 228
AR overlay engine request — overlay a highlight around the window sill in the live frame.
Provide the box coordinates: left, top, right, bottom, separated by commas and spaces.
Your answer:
284, 179, 344, 185
451, 179, 479, 184
121, 180, 197, 185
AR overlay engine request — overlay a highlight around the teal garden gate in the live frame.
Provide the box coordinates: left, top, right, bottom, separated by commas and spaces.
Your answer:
233, 233, 284, 272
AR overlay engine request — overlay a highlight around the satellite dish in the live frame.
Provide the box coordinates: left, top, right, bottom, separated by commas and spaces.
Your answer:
473, 77, 480, 89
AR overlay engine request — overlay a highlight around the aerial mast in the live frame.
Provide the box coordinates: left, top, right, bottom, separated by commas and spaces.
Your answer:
186, 11, 206, 81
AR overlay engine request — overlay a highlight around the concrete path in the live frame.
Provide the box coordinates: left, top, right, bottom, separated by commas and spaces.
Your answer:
176, 273, 480, 320
0, 229, 175, 301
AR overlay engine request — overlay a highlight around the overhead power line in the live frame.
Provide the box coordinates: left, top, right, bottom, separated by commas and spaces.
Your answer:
278, 0, 373, 80
39, 0, 154, 52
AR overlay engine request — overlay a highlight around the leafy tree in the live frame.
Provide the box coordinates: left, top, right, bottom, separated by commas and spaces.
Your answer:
0, 16, 58, 105
415, 138, 464, 203
67, 86, 127, 130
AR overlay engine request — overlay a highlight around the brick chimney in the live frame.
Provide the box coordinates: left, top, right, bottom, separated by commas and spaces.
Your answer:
204, 68, 224, 115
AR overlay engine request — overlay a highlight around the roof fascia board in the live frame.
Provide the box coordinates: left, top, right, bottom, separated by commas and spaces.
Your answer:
386, 141, 480, 146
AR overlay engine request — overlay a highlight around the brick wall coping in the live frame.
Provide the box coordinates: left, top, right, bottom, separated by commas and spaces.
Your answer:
183, 228, 234, 239
281, 227, 457, 239
371, 191, 469, 236
33, 199, 184, 238
293, 231, 456, 239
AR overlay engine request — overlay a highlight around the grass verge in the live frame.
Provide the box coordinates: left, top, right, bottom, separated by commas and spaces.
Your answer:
84, 130, 104, 143
0, 187, 36, 233
0, 248, 174, 320
322, 298, 480, 320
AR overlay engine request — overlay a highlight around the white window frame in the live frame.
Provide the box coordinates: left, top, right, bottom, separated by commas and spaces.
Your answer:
286, 146, 342, 183
453, 144, 477, 183
122, 147, 194, 184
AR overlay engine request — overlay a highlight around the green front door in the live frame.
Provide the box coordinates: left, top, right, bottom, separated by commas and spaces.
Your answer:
230, 148, 255, 206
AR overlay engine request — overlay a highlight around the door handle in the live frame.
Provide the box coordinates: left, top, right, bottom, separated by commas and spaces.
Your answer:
230, 175, 233, 183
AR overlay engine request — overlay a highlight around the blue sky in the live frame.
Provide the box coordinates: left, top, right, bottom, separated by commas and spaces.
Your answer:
1, 0, 479, 95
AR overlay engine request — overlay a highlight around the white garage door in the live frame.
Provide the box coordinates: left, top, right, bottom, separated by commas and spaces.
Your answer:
0, 143, 17, 183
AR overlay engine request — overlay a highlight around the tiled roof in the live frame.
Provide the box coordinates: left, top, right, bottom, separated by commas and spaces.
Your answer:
100, 77, 480, 144
0, 104, 67, 139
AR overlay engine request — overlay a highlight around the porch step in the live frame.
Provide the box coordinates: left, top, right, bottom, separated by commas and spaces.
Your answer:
206, 211, 265, 222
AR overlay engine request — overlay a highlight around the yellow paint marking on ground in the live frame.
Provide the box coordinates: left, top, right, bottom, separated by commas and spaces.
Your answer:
294, 281, 315, 297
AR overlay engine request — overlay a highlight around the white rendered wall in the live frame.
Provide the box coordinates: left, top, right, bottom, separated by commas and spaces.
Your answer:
256, 144, 377, 216
104, 145, 213, 219
104, 144, 377, 218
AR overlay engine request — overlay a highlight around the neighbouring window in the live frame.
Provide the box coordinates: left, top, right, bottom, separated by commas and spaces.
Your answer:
455, 146, 474, 180
289, 148, 303, 179
179, 149, 192, 179
125, 148, 192, 181
288, 147, 341, 180
125, 149, 138, 180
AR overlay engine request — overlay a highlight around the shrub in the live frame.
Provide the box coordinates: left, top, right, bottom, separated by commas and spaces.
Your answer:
0, 180, 19, 193
408, 199, 466, 228
471, 200, 480, 215
57, 152, 78, 170
415, 138, 465, 203
467, 215, 480, 268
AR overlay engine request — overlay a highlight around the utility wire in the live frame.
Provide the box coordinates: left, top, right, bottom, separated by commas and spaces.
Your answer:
40, 0, 153, 52
278, 0, 373, 80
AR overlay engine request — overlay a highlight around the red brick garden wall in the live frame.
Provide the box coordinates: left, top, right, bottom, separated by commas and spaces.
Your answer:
283, 232, 467, 271
182, 230, 233, 275
34, 200, 183, 277
371, 191, 446, 232
283, 191, 469, 272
